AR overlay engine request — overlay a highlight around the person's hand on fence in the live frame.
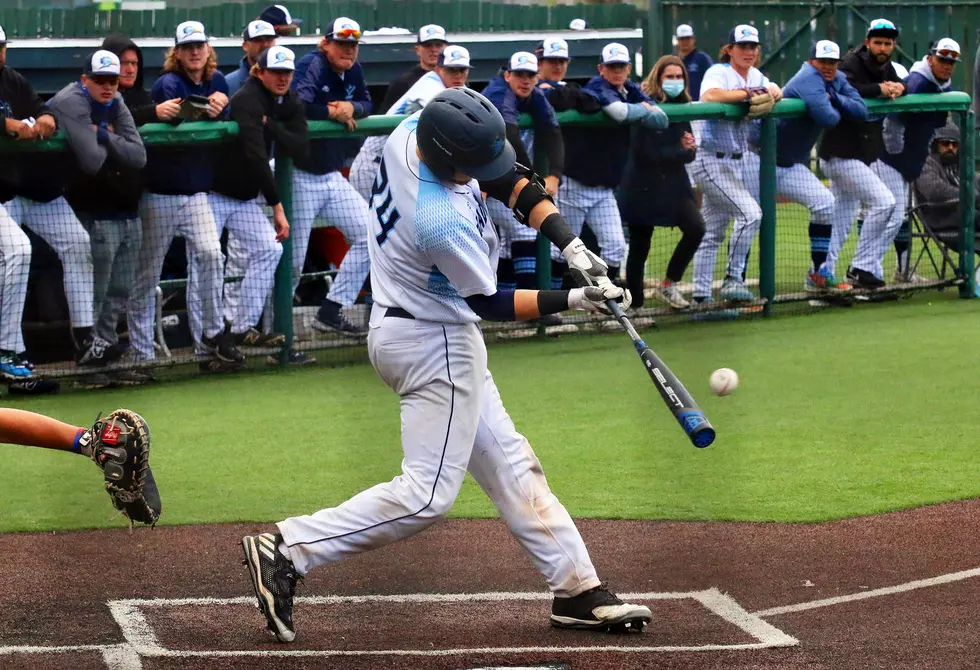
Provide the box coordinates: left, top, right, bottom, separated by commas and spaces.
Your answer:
681, 131, 697, 150
273, 204, 290, 242
328, 101, 356, 123
156, 98, 182, 121
6, 118, 35, 140
34, 114, 56, 139
879, 82, 904, 100
766, 83, 783, 101
207, 91, 229, 119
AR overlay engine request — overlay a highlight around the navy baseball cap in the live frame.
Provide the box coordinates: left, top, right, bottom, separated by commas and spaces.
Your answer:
326, 17, 361, 43
259, 5, 302, 29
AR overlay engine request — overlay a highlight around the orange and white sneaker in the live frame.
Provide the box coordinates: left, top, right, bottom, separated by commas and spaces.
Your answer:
806, 268, 852, 293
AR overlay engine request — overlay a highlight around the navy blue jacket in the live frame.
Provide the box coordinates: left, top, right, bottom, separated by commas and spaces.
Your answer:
882, 60, 954, 181
292, 51, 372, 174
482, 74, 563, 174
224, 56, 251, 96
563, 76, 651, 188
777, 64, 867, 167
617, 117, 696, 227
146, 70, 229, 195
683, 50, 713, 101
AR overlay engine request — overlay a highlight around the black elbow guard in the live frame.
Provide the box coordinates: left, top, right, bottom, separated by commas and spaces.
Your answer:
512, 167, 554, 225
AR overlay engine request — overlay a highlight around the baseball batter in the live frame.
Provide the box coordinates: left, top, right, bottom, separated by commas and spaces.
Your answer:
241, 88, 649, 644
691, 24, 781, 304
348, 45, 472, 203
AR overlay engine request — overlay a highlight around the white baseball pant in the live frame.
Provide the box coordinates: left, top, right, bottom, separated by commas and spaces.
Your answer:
7, 196, 94, 329
0, 204, 31, 353
291, 169, 372, 307
820, 158, 897, 277
690, 153, 762, 298
551, 177, 626, 266
129, 192, 224, 361
278, 306, 602, 597
186, 194, 283, 344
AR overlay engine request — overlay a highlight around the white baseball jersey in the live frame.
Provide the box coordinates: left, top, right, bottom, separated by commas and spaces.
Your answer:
368, 113, 499, 324
699, 64, 770, 154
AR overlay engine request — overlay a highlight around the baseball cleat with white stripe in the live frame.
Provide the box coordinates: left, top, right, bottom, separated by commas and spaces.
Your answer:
241, 532, 302, 642
550, 584, 652, 632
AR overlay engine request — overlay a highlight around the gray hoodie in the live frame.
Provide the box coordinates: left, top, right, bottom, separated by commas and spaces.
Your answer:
46, 81, 145, 177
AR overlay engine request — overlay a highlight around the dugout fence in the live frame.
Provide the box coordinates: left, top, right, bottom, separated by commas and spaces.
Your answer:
3, 92, 973, 383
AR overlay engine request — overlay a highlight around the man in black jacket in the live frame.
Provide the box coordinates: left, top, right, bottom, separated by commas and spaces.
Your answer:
818, 18, 905, 289
376, 24, 448, 115
206, 45, 305, 349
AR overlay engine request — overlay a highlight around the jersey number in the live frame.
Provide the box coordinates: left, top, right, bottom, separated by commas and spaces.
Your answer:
373, 158, 400, 246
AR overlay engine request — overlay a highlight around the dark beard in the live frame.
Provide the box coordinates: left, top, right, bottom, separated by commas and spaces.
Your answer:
939, 151, 958, 166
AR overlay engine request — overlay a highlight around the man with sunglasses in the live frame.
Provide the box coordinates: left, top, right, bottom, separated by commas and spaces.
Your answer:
291, 17, 373, 336
874, 39, 961, 284
376, 24, 448, 115
818, 18, 904, 290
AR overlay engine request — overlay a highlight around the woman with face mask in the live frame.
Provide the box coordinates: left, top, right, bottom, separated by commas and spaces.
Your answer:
616, 55, 704, 312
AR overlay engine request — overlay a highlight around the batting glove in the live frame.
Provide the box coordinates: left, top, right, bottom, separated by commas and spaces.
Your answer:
569, 285, 631, 315
562, 238, 609, 287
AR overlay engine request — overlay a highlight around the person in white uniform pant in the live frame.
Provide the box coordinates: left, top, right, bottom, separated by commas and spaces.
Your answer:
240, 88, 650, 643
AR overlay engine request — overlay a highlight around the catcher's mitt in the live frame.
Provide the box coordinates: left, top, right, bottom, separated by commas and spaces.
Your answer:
84, 409, 161, 528
745, 87, 775, 119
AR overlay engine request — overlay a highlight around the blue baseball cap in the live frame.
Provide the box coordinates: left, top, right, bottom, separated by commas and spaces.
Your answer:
259, 5, 302, 29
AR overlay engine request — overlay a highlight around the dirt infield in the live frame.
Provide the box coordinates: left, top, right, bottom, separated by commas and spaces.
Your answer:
1, 499, 978, 670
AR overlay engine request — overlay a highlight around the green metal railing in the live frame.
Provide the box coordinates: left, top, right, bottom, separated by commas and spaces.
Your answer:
4, 91, 972, 369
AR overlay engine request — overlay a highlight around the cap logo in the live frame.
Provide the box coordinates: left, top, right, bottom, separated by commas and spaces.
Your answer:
274, 50, 291, 64
740, 27, 756, 38
425, 26, 438, 37
550, 41, 563, 51
822, 44, 834, 55
448, 48, 461, 59
517, 54, 533, 65
610, 46, 626, 57
100, 55, 114, 67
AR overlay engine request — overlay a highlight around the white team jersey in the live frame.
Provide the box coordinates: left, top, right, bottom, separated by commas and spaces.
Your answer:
359, 72, 449, 164
367, 113, 499, 324
698, 63, 771, 154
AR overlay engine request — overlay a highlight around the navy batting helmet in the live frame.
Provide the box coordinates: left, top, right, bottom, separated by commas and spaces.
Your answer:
416, 87, 516, 182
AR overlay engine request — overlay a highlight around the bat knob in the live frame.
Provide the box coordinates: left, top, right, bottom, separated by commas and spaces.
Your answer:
692, 427, 716, 448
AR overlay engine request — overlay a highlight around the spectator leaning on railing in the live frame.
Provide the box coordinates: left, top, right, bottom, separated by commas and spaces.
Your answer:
225, 20, 277, 97
130, 20, 243, 372
48, 50, 148, 388
618, 54, 703, 312
292, 17, 374, 337
376, 24, 448, 115
206, 46, 305, 350
555, 42, 668, 288
878, 39, 961, 281
817, 18, 903, 290
773, 40, 867, 294
533, 38, 600, 115
482, 52, 564, 302
102, 34, 182, 127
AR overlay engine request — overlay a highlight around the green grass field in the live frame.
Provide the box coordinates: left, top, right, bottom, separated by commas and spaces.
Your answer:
2, 292, 978, 533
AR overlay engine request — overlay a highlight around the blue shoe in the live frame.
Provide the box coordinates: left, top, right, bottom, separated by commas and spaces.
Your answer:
0, 350, 33, 380
690, 299, 739, 321
719, 277, 754, 302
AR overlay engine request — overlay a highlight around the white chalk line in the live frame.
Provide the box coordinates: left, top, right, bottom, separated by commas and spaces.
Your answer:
752, 566, 980, 617
3, 568, 977, 665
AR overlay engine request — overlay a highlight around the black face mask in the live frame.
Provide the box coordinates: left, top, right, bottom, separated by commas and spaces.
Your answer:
939, 151, 958, 166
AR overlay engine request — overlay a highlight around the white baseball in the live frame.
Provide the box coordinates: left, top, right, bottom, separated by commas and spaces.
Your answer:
709, 368, 738, 396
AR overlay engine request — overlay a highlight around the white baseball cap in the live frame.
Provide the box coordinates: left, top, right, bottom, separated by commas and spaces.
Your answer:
438, 45, 471, 68
244, 20, 276, 41
676, 24, 694, 38
537, 38, 570, 60
729, 24, 760, 45
85, 49, 121, 77
327, 17, 361, 42
258, 45, 296, 71
601, 42, 630, 65
418, 24, 447, 44
569, 18, 587, 31
0, 25, 7, 45
508, 51, 538, 73
931, 37, 962, 62
175, 20, 208, 46
811, 39, 841, 61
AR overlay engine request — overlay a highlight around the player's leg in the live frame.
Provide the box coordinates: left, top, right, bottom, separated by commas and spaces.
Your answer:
660, 199, 704, 309
287, 169, 330, 301
223, 199, 284, 343
690, 157, 731, 302
583, 187, 626, 281
82, 216, 137, 364
466, 369, 652, 629
221, 234, 248, 327
821, 158, 877, 279
0, 203, 33, 377
180, 193, 240, 363
19, 197, 96, 356
312, 173, 371, 336
722, 159, 763, 300
624, 221, 652, 309
851, 161, 904, 284
776, 165, 843, 290
128, 194, 180, 361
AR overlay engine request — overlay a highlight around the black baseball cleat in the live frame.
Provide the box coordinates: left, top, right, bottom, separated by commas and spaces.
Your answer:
846, 267, 887, 290
550, 584, 652, 632
241, 532, 302, 643
201, 331, 245, 364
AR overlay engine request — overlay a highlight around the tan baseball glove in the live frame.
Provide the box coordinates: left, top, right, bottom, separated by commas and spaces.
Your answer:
745, 87, 776, 119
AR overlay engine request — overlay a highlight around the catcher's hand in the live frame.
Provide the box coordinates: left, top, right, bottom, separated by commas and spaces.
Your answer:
86, 409, 161, 528
745, 87, 775, 119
